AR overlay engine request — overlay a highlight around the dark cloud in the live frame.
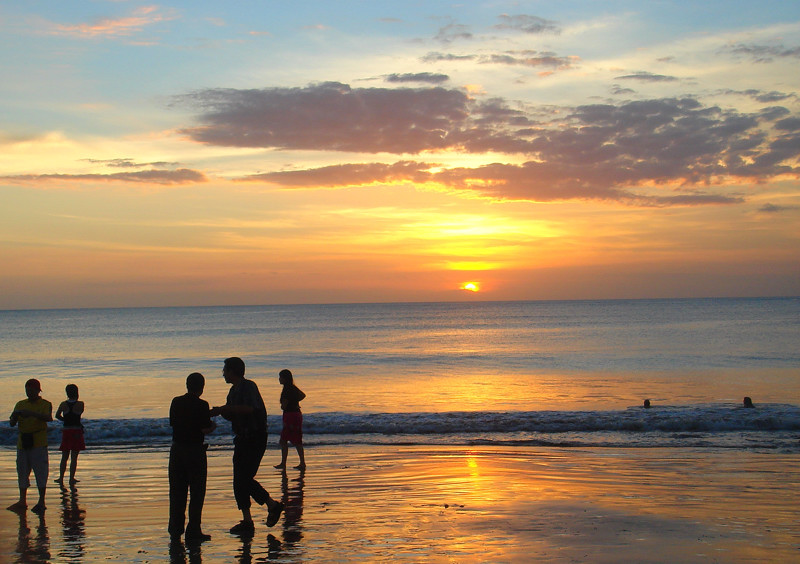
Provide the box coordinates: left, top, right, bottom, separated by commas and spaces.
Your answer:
494, 14, 560, 34
611, 85, 636, 96
385, 72, 449, 84
725, 43, 800, 63
420, 50, 576, 69
1, 169, 207, 185
775, 117, 800, 131
81, 158, 181, 168
429, 161, 746, 206
421, 52, 475, 63
241, 160, 434, 186
750, 90, 794, 103
482, 50, 576, 69
434, 23, 473, 43
241, 159, 744, 207
758, 106, 791, 121
759, 203, 798, 213
615, 71, 679, 82
719, 89, 795, 103
177, 82, 473, 153
177, 84, 800, 205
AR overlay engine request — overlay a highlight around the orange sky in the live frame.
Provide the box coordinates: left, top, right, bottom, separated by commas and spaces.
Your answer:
1, 2, 799, 309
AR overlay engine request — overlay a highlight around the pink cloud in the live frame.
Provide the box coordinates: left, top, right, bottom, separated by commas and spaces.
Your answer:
49, 6, 175, 39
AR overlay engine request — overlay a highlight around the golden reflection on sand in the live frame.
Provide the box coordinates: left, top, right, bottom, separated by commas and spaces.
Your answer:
0, 444, 798, 562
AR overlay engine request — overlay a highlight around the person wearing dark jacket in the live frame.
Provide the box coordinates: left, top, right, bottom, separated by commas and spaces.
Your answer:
211, 357, 283, 535
169, 372, 215, 542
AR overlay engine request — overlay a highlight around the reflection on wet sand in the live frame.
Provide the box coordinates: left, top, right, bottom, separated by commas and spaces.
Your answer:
234, 467, 305, 563
59, 484, 86, 561
3, 445, 799, 562
169, 538, 203, 564
13, 507, 50, 562
281, 468, 305, 547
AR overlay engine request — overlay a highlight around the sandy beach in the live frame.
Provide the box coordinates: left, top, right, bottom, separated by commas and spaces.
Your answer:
1, 443, 798, 563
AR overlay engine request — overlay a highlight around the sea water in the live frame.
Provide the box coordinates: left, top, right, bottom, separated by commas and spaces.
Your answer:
0, 298, 798, 450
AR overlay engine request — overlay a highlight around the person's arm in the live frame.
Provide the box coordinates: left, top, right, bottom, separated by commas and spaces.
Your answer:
55, 401, 66, 422
202, 419, 217, 435
296, 387, 306, 402
201, 401, 216, 435
212, 381, 260, 417
169, 398, 177, 428
211, 403, 254, 418
17, 403, 53, 422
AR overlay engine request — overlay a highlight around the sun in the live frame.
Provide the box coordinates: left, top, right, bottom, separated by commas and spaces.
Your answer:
460, 282, 480, 292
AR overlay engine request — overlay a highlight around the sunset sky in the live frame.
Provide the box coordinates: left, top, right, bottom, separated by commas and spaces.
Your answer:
1, 1, 799, 309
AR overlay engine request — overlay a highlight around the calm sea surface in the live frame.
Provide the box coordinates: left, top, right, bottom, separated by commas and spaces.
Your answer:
1, 298, 798, 449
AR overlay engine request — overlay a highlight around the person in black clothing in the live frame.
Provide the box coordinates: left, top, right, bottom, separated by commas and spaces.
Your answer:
55, 384, 85, 486
210, 357, 283, 535
273, 369, 306, 470
169, 372, 215, 542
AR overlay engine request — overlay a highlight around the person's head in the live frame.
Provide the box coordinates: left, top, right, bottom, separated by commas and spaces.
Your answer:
223, 357, 246, 384
25, 379, 41, 400
743, 396, 754, 408
186, 372, 205, 395
65, 384, 79, 400
279, 369, 293, 385
643, 399, 651, 409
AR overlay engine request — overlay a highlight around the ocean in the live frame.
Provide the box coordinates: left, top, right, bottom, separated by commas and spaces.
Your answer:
1, 298, 798, 451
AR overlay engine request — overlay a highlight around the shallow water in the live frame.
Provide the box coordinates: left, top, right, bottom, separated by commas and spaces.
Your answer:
1, 299, 798, 452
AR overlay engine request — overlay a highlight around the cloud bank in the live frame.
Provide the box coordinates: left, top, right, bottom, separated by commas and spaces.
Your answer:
178, 83, 800, 205
2, 169, 207, 185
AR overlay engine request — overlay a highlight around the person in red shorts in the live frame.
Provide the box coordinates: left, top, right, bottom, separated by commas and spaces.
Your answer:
274, 369, 306, 470
55, 384, 85, 486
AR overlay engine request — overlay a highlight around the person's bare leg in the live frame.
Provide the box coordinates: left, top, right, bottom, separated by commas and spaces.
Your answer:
69, 451, 79, 484
274, 442, 288, 469
7, 487, 27, 511
31, 486, 46, 513
57, 451, 69, 483
294, 444, 305, 469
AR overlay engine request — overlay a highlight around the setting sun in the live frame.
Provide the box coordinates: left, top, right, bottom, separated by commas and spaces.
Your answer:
461, 282, 480, 292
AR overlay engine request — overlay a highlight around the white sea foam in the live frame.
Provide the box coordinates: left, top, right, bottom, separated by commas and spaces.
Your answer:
4, 404, 798, 450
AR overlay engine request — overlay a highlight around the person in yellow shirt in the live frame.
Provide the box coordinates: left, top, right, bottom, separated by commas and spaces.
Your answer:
7, 379, 52, 514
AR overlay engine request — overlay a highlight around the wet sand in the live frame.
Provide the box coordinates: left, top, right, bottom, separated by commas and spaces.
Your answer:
1, 444, 799, 563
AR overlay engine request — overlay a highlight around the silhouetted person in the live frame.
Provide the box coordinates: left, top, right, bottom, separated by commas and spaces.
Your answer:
55, 384, 85, 486
169, 372, 215, 542
643, 399, 651, 409
8, 379, 52, 514
743, 396, 754, 408
210, 357, 283, 535
274, 369, 306, 470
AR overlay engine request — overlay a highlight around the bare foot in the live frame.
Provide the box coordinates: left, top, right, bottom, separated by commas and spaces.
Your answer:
273, 463, 286, 469
294, 464, 306, 470
6, 501, 26, 512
